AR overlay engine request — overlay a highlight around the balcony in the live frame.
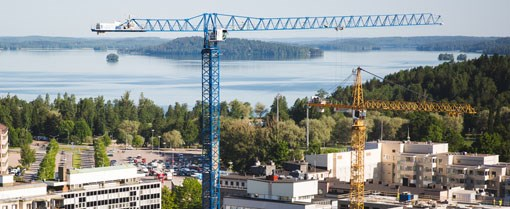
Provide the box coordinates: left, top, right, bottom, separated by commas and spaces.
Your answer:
472, 174, 489, 181
0, 137, 7, 145
0, 147, 7, 155
450, 173, 466, 179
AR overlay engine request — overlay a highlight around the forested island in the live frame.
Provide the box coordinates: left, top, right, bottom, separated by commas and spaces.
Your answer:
119, 36, 323, 60
0, 36, 168, 50
303, 36, 510, 54
1, 55, 510, 172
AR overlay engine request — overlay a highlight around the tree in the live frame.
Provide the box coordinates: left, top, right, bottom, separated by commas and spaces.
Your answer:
19, 143, 36, 168
162, 130, 184, 148
99, 133, 112, 147
76, 98, 96, 132
254, 102, 267, 119
94, 139, 110, 167
132, 135, 144, 148
228, 99, 252, 119
117, 120, 140, 144
161, 186, 177, 209
268, 95, 290, 121
115, 91, 138, 121
173, 178, 202, 209
58, 120, 74, 144
275, 120, 304, 148
37, 139, 59, 180
74, 119, 92, 144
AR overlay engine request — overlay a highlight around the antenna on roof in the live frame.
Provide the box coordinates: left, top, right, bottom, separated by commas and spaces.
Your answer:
407, 126, 411, 141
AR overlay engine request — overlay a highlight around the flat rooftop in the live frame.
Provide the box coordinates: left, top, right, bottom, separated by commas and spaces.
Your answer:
68, 164, 136, 174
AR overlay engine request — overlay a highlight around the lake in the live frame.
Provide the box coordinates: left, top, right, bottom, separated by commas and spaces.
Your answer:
0, 49, 480, 108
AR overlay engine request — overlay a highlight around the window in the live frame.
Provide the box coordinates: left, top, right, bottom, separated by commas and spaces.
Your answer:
392, 149, 396, 153
236, 182, 239, 186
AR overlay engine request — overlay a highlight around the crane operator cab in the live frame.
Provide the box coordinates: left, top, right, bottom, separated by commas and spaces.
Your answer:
353, 110, 366, 122
210, 29, 228, 42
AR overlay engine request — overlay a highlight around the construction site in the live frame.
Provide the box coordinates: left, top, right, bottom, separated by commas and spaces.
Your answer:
0, 2, 509, 209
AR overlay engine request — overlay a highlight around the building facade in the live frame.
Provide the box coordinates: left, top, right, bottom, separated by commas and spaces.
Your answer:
306, 140, 510, 200
223, 177, 337, 209
0, 124, 8, 175
46, 165, 161, 209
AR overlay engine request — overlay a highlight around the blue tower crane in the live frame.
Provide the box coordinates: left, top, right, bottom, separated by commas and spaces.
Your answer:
92, 12, 442, 209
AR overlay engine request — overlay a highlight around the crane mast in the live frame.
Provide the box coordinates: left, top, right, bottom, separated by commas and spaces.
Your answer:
92, 13, 442, 209
350, 68, 366, 209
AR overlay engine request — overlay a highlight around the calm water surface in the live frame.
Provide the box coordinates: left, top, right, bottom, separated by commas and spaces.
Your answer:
0, 49, 480, 107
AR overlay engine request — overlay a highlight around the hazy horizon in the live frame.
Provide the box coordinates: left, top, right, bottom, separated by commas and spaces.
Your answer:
1, 0, 508, 39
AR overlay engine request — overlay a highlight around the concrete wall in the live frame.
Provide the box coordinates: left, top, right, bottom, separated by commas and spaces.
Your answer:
0, 184, 47, 200
452, 155, 499, 166
247, 180, 318, 201
68, 165, 141, 185
403, 143, 448, 154
305, 145, 381, 182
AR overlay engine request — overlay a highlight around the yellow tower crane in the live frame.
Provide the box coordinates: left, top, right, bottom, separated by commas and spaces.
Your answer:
308, 67, 476, 209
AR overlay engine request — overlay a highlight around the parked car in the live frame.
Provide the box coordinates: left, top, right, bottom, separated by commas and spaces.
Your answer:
110, 160, 117, 166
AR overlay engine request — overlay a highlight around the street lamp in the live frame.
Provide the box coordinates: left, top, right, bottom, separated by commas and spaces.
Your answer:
151, 129, 155, 151
306, 103, 310, 150
275, 93, 282, 123
275, 93, 282, 142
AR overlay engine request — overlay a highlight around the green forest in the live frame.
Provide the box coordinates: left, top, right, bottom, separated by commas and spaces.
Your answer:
0, 36, 168, 50
120, 36, 323, 60
306, 36, 510, 54
1, 55, 510, 173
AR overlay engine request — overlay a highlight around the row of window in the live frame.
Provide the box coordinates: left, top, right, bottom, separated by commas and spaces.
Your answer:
221, 180, 245, 188
141, 193, 160, 200
63, 183, 160, 199
141, 183, 161, 190
64, 202, 143, 209
140, 204, 161, 209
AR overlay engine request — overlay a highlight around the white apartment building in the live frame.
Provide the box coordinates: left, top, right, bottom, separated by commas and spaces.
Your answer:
46, 164, 161, 209
0, 182, 63, 209
305, 142, 382, 182
306, 140, 510, 199
0, 124, 8, 175
224, 178, 337, 209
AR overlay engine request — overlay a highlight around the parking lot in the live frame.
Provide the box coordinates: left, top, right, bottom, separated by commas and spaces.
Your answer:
108, 148, 202, 187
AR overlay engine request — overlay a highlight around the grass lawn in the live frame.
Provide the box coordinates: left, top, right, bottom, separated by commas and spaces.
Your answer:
72, 152, 81, 168
60, 147, 82, 168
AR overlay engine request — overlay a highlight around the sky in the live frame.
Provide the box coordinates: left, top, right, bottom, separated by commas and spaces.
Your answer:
1, 0, 509, 39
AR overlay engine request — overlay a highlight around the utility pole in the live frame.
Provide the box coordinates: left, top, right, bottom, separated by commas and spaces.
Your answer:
306, 104, 310, 150
151, 129, 155, 151
276, 93, 281, 123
